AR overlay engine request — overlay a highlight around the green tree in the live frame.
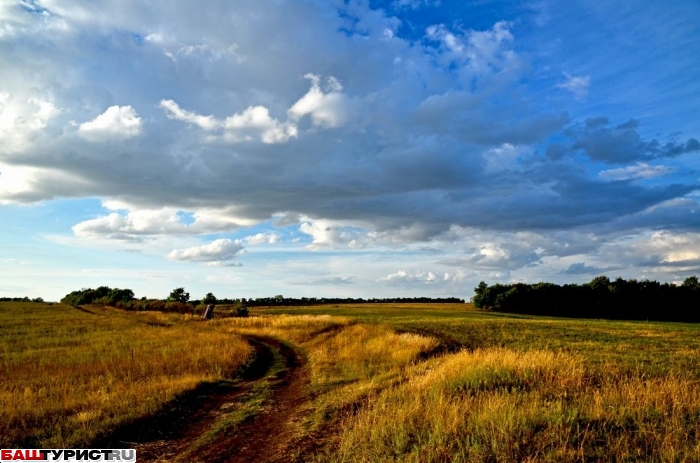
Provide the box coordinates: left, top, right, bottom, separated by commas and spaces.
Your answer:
202, 292, 217, 305
471, 281, 489, 308
108, 288, 135, 304
167, 287, 190, 303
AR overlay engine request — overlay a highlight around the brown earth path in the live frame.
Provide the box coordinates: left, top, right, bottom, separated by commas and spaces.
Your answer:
94, 335, 313, 463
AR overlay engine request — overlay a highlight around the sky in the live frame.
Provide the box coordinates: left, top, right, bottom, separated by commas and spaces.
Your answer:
1, 0, 699, 302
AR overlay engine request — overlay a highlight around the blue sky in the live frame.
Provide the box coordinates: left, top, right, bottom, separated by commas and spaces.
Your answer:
1, 0, 699, 301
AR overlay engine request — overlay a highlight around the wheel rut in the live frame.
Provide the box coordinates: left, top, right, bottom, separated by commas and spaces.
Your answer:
94, 335, 309, 463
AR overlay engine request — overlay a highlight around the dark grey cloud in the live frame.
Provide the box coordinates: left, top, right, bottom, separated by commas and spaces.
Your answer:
564, 119, 699, 164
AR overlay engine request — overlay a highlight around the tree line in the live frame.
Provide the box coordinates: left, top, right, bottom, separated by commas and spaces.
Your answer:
231, 296, 465, 307
59, 287, 464, 311
0, 296, 45, 303
472, 276, 700, 322
60, 286, 218, 314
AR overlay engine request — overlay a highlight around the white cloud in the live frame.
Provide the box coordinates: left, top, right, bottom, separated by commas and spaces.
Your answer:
71, 205, 255, 241
299, 219, 356, 249
166, 238, 244, 264
0, 162, 91, 204
159, 100, 219, 131
425, 21, 517, 76
599, 162, 674, 181
557, 72, 590, 99
378, 270, 438, 284
439, 241, 542, 270
288, 74, 347, 128
73, 209, 184, 241
78, 105, 142, 141
160, 74, 343, 143
646, 231, 700, 263
223, 106, 297, 144
245, 232, 280, 244
0, 94, 60, 151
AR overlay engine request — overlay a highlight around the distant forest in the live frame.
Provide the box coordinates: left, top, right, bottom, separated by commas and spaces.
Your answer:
32, 277, 700, 323
226, 296, 465, 306
0, 296, 45, 303
58, 286, 464, 311
473, 276, 700, 322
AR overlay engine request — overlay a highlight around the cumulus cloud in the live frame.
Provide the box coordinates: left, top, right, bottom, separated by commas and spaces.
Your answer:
159, 74, 342, 143
245, 232, 280, 244
71, 205, 254, 241
644, 231, 700, 264
0, 0, 697, 283
166, 238, 244, 265
299, 219, 358, 249
73, 209, 187, 241
425, 21, 518, 77
223, 106, 298, 144
288, 74, 347, 128
0, 93, 60, 151
440, 242, 542, 271
78, 106, 142, 141
159, 100, 219, 130
378, 270, 438, 284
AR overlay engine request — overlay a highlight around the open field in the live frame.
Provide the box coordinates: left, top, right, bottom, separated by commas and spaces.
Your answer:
3, 301, 700, 461
0, 302, 252, 448
256, 303, 700, 378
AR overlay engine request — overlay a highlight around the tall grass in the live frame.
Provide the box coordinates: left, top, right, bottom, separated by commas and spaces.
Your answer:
256, 305, 700, 461
222, 315, 440, 438
327, 348, 700, 462
7, 301, 700, 461
0, 303, 251, 448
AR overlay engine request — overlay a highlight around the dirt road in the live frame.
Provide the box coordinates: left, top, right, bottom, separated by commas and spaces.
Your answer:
95, 336, 311, 463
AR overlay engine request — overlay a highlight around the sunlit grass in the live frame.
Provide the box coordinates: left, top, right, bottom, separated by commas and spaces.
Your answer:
6, 301, 700, 461
326, 348, 700, 462
258, 303, 700, 378
220, 314, 440, 440
0, 302, 252, 448
255, 304, 700, 461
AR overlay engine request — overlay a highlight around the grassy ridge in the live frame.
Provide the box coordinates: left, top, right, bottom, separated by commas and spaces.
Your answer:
0, 302, 252, 448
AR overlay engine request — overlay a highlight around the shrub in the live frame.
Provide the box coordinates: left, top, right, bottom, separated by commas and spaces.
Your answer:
235, 307, 249, 318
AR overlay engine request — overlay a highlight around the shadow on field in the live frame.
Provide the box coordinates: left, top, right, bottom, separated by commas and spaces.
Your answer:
91, 337, 274, 449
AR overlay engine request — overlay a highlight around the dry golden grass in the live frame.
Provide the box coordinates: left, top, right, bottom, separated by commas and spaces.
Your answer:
7, 301, 700, 461
221, 314, 440, 438
326, 347, 700, 462
0, 303, 251, 448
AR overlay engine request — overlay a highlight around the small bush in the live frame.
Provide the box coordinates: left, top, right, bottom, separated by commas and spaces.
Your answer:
235, 307, 249, 318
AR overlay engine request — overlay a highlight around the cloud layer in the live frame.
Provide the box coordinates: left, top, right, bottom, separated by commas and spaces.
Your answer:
1, 0, 699, 298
